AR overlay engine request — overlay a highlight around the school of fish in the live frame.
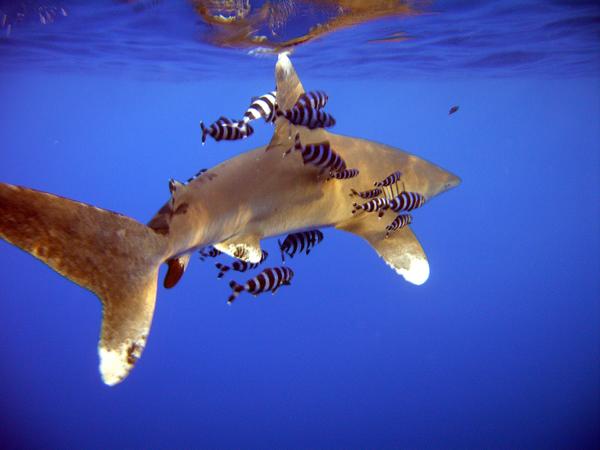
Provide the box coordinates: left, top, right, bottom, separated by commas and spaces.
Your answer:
197, 86, 427, 303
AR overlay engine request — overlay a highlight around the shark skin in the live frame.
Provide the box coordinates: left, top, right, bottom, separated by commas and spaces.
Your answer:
156, 53, 461, 285
0, 53, 460, 385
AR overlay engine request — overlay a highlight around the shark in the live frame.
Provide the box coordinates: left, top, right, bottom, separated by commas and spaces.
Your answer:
0, 54, 460, 386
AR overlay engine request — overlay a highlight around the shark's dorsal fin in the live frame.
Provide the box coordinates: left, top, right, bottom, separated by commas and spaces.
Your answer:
214, 234, 264, 263
271, 53, 305, 146
336, 214, 430, 285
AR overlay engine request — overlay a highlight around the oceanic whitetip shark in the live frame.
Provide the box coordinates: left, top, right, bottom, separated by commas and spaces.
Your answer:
0, 54, 460, 386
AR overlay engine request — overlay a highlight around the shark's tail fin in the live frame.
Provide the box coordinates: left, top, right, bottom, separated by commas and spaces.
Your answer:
0, 183, 169, 386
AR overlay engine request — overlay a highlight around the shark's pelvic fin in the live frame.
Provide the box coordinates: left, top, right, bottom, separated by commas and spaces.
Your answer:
337, 214, 430, 285
214, 234, 264, 263
163, 253, 191, 289
0, 183, 168, 385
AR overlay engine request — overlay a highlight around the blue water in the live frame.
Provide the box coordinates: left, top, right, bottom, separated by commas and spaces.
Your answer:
0, 1, 599, 448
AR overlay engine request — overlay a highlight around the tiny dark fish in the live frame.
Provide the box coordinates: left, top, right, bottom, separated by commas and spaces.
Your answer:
449, 105, 459, 115
199, 246, 222, 261
385, 214, 412, 238
278, 230, 324, 261
215, 251, 269, 278
349, 188, 382, 199
228, 266, 294, 304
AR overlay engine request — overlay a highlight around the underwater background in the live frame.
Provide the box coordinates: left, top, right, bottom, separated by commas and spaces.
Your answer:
0, 1, 598, 448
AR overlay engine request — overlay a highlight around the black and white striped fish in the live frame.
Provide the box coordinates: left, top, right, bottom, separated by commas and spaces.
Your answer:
215, 251, 269, 278
285, 132, 346, 174
329, 168, 359, 180
352, 197, 388, 214
349, 188, 382, 199
186, 168, 207, 184
386, 191, 426, 213
277, 104, 336, 130
227, 266, 294, 304
199, 246, 222, 261
295, 91, 328, 110
374, 170, 402, 187
278, 229, 324, 261
385, 214, 412, 238
242, 91, 277, 124
200, 117, 254, 144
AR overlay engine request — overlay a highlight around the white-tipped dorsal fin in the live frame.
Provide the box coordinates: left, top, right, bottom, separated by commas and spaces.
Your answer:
337, 214, 429, 285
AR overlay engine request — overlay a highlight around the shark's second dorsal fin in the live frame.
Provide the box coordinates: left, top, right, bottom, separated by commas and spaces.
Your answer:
336, 214, 430, 285
214, 234, 264, 263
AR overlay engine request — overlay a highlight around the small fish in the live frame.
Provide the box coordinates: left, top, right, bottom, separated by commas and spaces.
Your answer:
374, 171, 402, 187
243, 91, 277, 124
385, 214, 412, 238
329, 168, 359, 180
386, 191, 426, 213
295, 91, 328, 110
186, 168, 208, 184
228, 266, 294, 304
215, 251, 269, 278
349, 188, 382, 199
449, 105, 459, 115
352, 197, 388, 214
284, 132, 346, 174
168, 178, 184, 194
199, 246, 222, 261
277, 104, 336, 130
279, 230, 324, 261
200, 117, 254, 144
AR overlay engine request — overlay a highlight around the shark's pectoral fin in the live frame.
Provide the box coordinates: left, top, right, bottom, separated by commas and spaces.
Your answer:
214, 234, 264, 263
336, 215, 430, 285
163, 253, 191, 289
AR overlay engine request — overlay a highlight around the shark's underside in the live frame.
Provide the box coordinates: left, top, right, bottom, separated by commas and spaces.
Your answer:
0, 54, 460, 385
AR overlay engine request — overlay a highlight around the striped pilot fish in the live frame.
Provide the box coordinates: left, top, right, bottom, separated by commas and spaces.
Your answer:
228, 266, 294, 304
186, 168, 207, 184
278, 229, 324, 261
215, 251, 269, 278
349, 187, 382, 199
351, 197, 388, 214
385, 214, 412, 238
277, 103, 336, 130
374, 170, 402, 187
200, 116, 254, 144
295, 91, 328, 110
285, 132, 347, 174
386, 191, 426, 213
329, 168, 359, 180
242, 91, 277, 124
199, 246, 222, 261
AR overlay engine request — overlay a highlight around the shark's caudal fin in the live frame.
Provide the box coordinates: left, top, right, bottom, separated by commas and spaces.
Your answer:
0, 183, 169, 385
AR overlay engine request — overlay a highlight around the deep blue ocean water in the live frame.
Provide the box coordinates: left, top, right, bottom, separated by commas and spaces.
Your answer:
0, 1, 599, 448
